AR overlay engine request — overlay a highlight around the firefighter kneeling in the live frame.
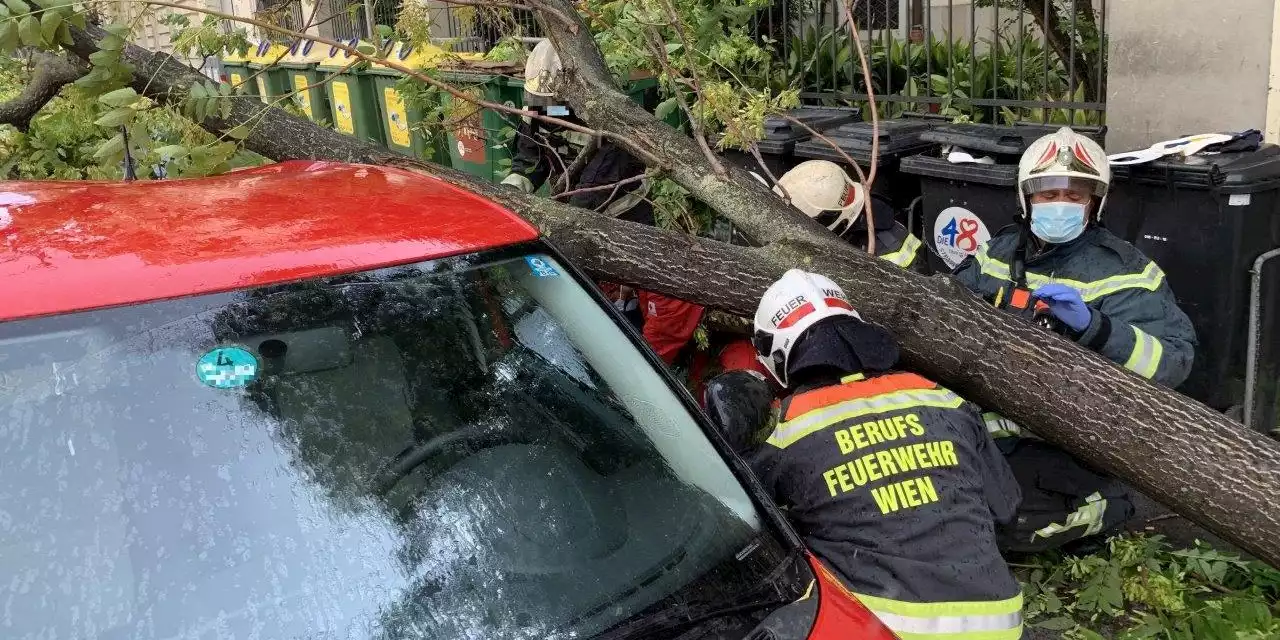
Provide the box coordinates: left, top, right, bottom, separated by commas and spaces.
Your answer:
706, 269, 1024, 640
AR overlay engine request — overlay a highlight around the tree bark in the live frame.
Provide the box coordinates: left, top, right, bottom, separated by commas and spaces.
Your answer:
0, 52, 87, 131
63, 22, 1280, 569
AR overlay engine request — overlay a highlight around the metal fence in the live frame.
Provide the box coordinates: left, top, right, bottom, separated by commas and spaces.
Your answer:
304, 0, 540, 51
254, 0, 305, 43
759, 0, 1107, 124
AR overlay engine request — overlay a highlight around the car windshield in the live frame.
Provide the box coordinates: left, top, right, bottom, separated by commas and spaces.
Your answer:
0, 246, 792, 640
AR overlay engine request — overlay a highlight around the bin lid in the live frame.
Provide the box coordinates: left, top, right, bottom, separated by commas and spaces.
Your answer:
318, 38, 370, 69
283, 39, 326, 65
920, 122, 1106, 157
369, 41, 465, 74
899, 154, 1019, 187
793, 119, 937, 164
1111, 143, 1280, 192
714, 107, 861, 154
248, 41, 290, 66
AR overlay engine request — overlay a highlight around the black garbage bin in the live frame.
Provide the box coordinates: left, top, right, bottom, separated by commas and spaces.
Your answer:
900, 122, 1106, 273
1107, 145, 1280, 429
792, 117, 940, 228
716, 107, 860, 177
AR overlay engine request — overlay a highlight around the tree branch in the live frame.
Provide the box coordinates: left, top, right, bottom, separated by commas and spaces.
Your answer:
0, 52, 87, 131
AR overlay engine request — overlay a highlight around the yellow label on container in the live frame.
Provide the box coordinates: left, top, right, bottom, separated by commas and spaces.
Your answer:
229, 72, 243, 87
292, 74, 313, 119
332, 81, 355, 134
384, 87, 410, 148
256, 76, 269, 104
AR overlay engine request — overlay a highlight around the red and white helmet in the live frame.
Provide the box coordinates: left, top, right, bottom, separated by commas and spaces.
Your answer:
752, 269, 860, 387
774, 160, 866, 236
1018, 126, 1111, 219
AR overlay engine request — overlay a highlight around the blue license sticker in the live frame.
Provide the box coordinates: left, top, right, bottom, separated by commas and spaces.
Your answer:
196, 347, 259, 389
546, 105, 569, 116
525, 255, 560, 278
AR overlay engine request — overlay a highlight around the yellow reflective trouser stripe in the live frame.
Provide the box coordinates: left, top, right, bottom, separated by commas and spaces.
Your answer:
840, 373, 867, 383
856, 592, 1023, 640
1123, 325, 1164, 379
973, 246, 1166, 302
981, 411, 1022, 439
1033, 492, 1108, 541
881, 234, 923, 268
765, 389, 965, 449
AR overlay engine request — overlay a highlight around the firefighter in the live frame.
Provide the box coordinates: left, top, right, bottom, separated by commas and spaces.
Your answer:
766, 160, 925, 272
724, 268, 1025, 640
953, 126, 1196, 387
951, 126, 1197, 554
501, 39, 703, 365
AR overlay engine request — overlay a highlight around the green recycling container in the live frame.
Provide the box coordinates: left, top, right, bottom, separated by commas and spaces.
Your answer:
318, 39, 386, 145
439, 70, 526, 183
369, 42, 450, 164
220, 46, 255, 96
279, 40, 331, 123
247, 41, 291, 106
437, 68, 662, 183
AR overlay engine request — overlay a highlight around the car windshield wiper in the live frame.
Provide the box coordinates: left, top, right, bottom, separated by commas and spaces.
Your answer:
590, 548, 806, 640
591, 595, 790, 640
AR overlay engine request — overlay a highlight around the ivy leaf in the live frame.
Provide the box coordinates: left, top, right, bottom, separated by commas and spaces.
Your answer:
92, 132, 125, 160
18, 15, 42, 47
39, 9, 60, 42
94, 106, 136, 128
98, 87, 139, 107
4, 0, 30, 16
226, 123, 251, 139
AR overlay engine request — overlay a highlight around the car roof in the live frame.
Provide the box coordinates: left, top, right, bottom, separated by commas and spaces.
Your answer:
0, 161, 540, 322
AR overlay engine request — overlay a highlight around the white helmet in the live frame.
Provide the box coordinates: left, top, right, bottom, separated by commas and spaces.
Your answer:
1018, 126, 1111, 219
774, 160, 866, 236
752, 269, 860, 387
523, 39, 563, 106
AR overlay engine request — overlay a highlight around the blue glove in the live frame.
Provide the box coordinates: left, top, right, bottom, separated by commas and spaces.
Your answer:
1032, 283, 1092, 332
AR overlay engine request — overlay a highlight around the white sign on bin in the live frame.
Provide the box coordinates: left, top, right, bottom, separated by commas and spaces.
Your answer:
933, 206, 992, 269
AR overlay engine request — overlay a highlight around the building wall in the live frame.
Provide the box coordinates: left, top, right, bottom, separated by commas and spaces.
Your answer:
1105, 0, 1277, 151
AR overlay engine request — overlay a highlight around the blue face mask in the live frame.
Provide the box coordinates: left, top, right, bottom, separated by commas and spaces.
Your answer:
1030, 202, 1088, 244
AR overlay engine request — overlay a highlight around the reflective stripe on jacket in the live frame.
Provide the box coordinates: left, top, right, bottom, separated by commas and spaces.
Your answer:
749, 372, 1024, 639
952, 225, 1196, 388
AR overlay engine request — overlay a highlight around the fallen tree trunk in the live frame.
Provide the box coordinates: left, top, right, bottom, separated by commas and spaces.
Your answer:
63, 22, 1280, 568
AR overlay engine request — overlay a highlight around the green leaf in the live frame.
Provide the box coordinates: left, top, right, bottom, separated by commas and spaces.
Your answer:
654, 96, 679, 122
55, 21, 69, 45
94, 106, 136, 127
1034, 616, 1077, 631
220, 95, 231, 119
0, 4, 9, 17
188, 82, 206, 99
0, 20, 18, 52
67, 9, 83, 29
18, 15, 42, 46
154, 144, 188, 159
98, 87, 139, 107
102, 22, 130, 37
356, 43, 375, 55
88, 49, 119, 67
226, 123, 250, 139
39, 9, 59, 42
4, 0, 29, 16
374, 24, 392, 38
98, 33, 124, 50
93, 132, 125, 159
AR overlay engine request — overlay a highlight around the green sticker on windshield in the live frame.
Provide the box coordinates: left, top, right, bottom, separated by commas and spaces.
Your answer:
196, 347, 259, 389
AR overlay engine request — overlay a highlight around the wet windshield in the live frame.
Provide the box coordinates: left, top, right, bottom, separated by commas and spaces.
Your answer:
0, 247, 789, 639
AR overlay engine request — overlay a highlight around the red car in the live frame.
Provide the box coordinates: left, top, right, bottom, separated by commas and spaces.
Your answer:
0, 161, 898, 639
